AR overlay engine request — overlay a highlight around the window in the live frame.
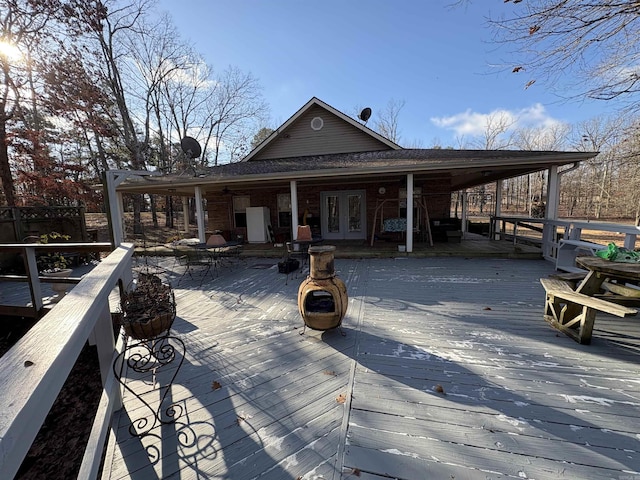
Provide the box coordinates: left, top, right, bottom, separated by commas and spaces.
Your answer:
277, 193, 292, 227
233, 196, 250, 228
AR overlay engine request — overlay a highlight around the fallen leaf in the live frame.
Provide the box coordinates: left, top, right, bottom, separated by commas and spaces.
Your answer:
212, 381, 221, 390
24, 360, 34, 367
434, 384, 446, 395
336, 393, 347, 404
323, 370, 337, 376
483, 306, 492, 310
350, 468, 361, 476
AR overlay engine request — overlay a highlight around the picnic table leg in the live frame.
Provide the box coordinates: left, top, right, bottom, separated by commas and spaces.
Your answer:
562, 270, 604, 329
544, 294, 595, 344
575, 270, 605, 296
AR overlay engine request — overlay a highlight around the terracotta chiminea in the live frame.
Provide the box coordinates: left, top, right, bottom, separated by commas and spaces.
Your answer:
297, 245, 348, 333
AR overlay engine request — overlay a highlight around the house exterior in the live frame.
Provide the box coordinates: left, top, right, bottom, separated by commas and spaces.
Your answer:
113, 97, 598, 251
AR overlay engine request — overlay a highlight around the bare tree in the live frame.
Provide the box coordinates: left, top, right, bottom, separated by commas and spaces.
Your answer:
474, 111, 515, 150
485, 2, 640, 111
0, 0, 64, 206
567, 116, 628, 219
373, 98, 405, 145
511, 123, 571, 215
202, 67, 269, 165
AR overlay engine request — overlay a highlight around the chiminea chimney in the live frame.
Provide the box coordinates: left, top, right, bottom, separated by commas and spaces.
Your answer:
297, 245, 348, 333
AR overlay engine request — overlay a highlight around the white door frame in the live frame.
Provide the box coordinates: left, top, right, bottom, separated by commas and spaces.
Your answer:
320, 190, 367, 240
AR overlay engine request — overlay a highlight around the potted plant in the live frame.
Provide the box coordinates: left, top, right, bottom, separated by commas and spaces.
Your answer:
119, 274, 176, 340
37, 232, 73, 302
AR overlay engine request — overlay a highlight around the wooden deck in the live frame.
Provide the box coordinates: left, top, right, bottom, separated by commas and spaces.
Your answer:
99, 253, 640, 480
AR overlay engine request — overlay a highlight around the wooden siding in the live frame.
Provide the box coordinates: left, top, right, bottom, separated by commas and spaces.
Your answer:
101, 255, 640, 479
253, 105, 392, 160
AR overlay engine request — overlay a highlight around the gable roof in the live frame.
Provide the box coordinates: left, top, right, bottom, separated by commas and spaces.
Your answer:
114, 97, 599, 197
243, 97, 400, 162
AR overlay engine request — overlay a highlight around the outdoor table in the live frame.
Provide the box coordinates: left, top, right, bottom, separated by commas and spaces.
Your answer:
575, 256, 640, 297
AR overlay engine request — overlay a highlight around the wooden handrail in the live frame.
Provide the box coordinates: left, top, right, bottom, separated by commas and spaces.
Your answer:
0, 243, 134, 479
0, 242, 113, 318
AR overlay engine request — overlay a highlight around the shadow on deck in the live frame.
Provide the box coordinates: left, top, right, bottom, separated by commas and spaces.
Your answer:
102, 254, 640, 480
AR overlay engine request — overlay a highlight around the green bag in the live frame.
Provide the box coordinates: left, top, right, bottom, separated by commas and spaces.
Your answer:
595, 243, 640, 263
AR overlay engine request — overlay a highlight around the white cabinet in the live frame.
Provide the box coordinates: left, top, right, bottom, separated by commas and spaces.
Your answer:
246, 207, 272, 243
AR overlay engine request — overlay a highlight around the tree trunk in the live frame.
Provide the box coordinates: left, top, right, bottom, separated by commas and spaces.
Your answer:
165, 195, 174, 228
151, 194, 158, 227
0, 117, 16, 206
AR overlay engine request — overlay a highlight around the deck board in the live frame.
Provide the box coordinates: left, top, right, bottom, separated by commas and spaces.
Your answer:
101, 256, 640, 480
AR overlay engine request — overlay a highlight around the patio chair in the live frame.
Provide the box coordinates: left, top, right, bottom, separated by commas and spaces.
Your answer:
296, 225, 312, 242
177, 248, 217, 285
282, 241, 305, 285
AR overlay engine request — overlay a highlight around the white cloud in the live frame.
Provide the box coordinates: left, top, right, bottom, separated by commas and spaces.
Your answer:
430, 103, 564, 138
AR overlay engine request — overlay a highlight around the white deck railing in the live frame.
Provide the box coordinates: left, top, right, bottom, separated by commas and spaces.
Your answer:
0, 244, 134, 480
490, 216, 640, 263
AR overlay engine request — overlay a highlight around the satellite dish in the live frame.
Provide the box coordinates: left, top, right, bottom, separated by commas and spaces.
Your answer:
180, 136, 202, 159
358, 107, 372, 123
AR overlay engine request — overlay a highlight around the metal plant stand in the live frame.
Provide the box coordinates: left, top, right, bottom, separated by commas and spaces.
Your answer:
113, 331, 185, 437
114, 273, 184, 437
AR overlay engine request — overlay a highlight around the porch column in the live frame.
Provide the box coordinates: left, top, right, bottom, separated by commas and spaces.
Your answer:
194, 186, 206, 243
543, 165, 560, 258
546, 165, 559, 220
290, 180, 299, 240
406, 174, 414, 252
493, 180, 503, 240
104, 171, 126, 246
181, 196, 190, 234
461, 190, 468, 235
106, 170, 160, 247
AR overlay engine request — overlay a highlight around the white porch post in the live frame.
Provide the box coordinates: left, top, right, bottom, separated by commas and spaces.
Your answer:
194, 186, 206, 243
105, 171, 125, 246
543, 165, 560, 258
546, 165, 559, 220
105, 170, 160, 246
461, 190, 468, 235
181, 196, 190, 234
290, 180, 299, 240
493, 180, 503, 240
406, 173, 414, 252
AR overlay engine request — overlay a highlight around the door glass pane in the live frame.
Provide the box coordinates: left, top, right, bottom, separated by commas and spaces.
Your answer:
348, 194, 361, 232
277, 193, 291, 227
326, 195, 339, 233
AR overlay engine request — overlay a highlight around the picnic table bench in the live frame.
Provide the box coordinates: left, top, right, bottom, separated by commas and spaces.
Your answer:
542, 255, 640, 343
540, 277, 637, 344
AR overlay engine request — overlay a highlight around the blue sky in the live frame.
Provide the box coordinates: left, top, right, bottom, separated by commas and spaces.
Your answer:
156, 0, 619, 148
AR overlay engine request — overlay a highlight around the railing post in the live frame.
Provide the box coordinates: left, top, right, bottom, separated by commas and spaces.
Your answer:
23, 246, 43, 313
90, 302, 118, 387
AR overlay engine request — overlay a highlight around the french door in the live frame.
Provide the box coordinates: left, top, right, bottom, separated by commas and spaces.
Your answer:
320, 190, 366, 240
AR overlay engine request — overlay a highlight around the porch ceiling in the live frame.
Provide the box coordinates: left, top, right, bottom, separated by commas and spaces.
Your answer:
113, 149, 596, 197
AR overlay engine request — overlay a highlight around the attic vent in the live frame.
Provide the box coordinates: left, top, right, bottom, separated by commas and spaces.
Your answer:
310, 116, 324, 131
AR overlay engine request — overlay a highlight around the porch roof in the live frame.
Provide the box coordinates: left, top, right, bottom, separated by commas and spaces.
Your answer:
116, 148, 597, 196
